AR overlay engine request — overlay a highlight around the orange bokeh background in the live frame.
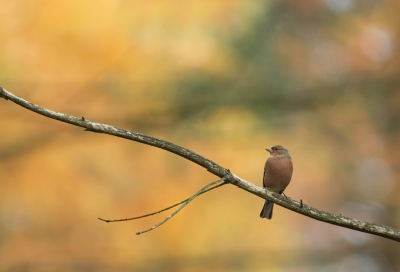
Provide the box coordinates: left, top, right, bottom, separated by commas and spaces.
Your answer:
1, 1, 400, 271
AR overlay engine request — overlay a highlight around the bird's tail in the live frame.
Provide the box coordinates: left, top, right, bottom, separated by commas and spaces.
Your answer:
260, 200, 274, 219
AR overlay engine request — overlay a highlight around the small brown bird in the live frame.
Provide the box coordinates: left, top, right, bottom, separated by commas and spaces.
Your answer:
260, 145, 293, 219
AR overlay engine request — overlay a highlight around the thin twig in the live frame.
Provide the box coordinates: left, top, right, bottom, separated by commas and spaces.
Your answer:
136, 179, 225, 235
98, 181, 227, 223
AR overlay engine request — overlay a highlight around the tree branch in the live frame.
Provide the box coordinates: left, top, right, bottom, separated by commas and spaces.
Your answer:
1, 86, 399, 242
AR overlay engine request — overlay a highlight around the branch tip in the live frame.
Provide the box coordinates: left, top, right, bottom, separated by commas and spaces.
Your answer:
0, 86, 8, 100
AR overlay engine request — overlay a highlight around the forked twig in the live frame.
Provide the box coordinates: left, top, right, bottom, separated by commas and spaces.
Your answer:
98, 180, 227, 223
136, 178, 225, 235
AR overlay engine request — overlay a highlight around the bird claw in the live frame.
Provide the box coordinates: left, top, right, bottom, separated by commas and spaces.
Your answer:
282, 192, 290, 200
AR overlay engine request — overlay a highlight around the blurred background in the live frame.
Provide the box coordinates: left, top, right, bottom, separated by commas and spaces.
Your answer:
0, 0, 399, 271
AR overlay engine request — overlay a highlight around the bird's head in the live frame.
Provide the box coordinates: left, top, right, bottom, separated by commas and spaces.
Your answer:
266, 145, 291, 158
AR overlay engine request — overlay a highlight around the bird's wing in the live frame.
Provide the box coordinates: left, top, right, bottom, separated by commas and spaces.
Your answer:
263, 168, 266, 188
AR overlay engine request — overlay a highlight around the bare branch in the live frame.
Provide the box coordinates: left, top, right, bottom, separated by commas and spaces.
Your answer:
136, 179, 225, 235
1, 86, 399, 242
98, 179, 227, 222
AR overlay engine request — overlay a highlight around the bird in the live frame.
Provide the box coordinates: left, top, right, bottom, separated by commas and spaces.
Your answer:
260, 145, 293, 219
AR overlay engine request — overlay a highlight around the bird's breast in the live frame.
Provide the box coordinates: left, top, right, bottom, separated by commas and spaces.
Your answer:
263, 157, 293, 192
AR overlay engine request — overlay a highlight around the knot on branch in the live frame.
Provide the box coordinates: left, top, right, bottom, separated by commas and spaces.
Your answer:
222, 169, 235, 184
85, 122, 105, 133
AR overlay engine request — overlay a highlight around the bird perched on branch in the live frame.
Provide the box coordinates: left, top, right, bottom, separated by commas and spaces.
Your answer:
260, 145, 293, 219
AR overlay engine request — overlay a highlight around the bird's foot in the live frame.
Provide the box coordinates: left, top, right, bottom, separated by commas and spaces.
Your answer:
282, 192, 290, 200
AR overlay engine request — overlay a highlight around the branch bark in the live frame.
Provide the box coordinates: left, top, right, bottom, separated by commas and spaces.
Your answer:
1, 86, 399, 242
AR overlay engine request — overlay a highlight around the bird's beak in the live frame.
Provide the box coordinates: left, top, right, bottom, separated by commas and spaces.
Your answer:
266, 148, 272, 153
